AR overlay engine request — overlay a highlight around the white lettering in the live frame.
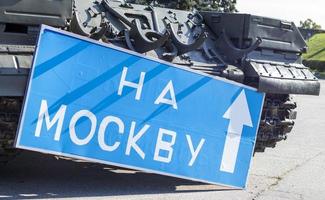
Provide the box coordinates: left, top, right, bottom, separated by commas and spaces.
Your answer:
69, 110, 97, 146
125, 122, 150, 159
154, 128, 176, 163
118, 67, 145, 100
186, 135, 205, 166
35, 99, 67, 141
98, 116, 124, 152
154, 80, 178, 109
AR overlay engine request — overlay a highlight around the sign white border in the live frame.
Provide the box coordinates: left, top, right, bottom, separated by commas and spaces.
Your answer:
15, 25, 265, 189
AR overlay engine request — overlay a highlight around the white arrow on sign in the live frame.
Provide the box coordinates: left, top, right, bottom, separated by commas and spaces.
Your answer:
220, 90, 253, 173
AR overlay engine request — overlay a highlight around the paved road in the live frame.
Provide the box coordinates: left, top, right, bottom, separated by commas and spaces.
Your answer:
0, 81, 324, 200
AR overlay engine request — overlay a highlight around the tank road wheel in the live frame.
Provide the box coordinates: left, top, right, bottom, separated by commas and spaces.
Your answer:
255, 94, 297, 152
0, 97, 22, 164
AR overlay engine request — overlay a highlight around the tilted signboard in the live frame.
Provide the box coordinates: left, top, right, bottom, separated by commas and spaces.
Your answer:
16, 26, 264, 188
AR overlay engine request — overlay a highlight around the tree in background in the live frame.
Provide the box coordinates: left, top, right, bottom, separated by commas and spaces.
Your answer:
128, 0, 237, 12
204, 0, 237, 12
300, 19, 322, 30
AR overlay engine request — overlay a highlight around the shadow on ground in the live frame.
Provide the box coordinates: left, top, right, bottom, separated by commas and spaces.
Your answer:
0, 151, 234, 199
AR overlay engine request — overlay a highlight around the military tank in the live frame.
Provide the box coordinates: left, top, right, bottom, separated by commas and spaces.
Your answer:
0, 0, 320, 162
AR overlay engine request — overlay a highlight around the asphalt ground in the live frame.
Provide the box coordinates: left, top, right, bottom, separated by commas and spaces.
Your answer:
0, 80, 324, 200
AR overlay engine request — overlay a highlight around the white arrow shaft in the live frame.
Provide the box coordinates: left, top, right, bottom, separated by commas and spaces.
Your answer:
220, 121, 244, 173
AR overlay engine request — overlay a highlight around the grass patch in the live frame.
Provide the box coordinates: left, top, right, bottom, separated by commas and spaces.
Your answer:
303, 33, 325, 61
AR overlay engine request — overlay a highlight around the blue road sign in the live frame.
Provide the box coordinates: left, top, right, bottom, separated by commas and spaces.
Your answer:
16, 25, 265, 188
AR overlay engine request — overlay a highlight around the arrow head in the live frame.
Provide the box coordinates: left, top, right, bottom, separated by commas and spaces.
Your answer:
223, 90, 253, 128
220, 90, 253, 173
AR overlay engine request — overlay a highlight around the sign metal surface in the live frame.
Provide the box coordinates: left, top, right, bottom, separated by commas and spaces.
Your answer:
16, 25, 265, 188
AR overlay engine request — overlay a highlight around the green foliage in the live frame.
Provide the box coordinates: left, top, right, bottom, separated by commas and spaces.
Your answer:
303, 33, 325, 62
213, 0, 237, 12
300, 19, 322, 30
129, 0, 237, 12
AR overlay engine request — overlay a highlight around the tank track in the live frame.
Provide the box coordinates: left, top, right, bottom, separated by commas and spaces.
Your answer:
0, 97, 22, 163
0, 95, 295, 163
255, 94, 297, 152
